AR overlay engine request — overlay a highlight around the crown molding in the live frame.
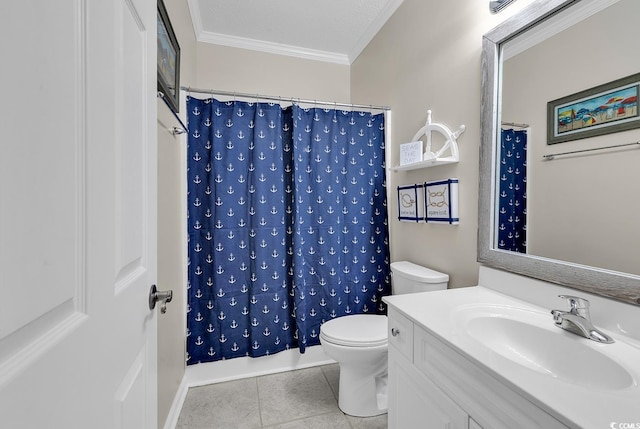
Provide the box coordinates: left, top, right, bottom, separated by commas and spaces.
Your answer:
198, 31, 351, 65
187, 0, 404, 65
188, 0, 349, 65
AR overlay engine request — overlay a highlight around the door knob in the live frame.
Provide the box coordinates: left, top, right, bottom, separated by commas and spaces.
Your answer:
149, 284, 173, 314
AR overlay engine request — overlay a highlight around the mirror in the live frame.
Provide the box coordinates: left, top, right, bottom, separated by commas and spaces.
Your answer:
479, 0, 640, 305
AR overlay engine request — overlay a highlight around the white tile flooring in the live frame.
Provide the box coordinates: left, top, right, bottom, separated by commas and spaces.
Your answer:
176, 364, 388, 429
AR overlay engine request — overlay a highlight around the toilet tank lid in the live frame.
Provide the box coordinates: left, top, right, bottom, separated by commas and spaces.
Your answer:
390, 261, 449, 283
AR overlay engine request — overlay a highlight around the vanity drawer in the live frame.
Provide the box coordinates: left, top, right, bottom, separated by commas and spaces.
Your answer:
388, 309, 414, 361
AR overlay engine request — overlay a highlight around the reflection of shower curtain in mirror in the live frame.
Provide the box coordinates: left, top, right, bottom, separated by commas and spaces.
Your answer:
497, 129, 527, 253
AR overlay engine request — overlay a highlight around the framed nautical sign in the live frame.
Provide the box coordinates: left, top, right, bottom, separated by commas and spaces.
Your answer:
397, 184, 424, 222
157, 0, 181, 113
424, 178, 459, 224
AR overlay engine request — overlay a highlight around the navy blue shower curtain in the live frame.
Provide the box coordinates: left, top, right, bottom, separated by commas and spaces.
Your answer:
497, 128, 527, 253
186, 97, 390, 364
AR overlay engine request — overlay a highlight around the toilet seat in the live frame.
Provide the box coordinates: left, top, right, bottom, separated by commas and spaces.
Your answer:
320, 314, 387, 347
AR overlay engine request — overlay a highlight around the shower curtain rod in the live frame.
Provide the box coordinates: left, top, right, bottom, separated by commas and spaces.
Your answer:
501, 121, 529, 129
180, 86, 391, 111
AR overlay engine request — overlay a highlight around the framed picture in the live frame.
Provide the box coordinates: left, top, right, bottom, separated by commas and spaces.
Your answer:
547, 73, 640, 145
397, 184, 424, 222
157, 0, 180, 113
424, 179, 459, 224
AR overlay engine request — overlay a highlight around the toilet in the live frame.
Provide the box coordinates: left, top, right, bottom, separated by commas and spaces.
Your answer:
319, 261, 449, 417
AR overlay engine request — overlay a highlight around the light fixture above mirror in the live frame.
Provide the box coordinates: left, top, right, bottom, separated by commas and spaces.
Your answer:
489, 0, 517, 13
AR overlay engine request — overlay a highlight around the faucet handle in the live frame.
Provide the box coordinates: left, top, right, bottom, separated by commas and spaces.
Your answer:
558, 294, 590, 309
558, 295, 590, 317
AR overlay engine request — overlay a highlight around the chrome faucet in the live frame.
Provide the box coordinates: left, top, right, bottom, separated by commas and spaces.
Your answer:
550, 295, 614, 344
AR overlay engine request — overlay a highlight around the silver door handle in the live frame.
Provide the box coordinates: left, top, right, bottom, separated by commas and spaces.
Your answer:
149, 284, 173, 314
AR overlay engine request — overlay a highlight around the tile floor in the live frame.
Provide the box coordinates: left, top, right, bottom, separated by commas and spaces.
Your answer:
176, 364, 388, 429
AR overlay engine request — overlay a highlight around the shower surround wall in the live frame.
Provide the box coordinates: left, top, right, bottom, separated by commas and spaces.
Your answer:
186, 97, 390, 364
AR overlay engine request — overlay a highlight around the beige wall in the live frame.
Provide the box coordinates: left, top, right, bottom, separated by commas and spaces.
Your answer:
157, 104, 187, 428
351, 0, 535, 288
194, 43, 350, 102
157, 0, 196, 426
502, 0, 640, 275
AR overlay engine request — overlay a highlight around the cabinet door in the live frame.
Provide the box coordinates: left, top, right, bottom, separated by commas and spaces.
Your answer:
388, 308, 414, 360
389, 345, 467, 429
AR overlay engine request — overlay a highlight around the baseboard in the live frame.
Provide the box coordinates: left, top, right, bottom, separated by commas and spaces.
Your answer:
162, 374, 189, 429
184, 344, 334, 387
162, 345, 335, 428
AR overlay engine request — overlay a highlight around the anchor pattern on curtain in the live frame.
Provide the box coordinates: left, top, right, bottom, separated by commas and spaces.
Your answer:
186, 96, 390, 364
497, 128, 527, 253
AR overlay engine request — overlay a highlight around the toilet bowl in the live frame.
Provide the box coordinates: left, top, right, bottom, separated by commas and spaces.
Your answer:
319, 261, 449, 417
320, 314, 388, 417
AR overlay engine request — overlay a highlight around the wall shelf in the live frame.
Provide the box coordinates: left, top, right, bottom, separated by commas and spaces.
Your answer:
392, 110, 465, 172
391, 157, 458, 172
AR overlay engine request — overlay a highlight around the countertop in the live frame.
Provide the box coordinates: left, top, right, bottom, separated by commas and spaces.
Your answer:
383, 286, 640, 429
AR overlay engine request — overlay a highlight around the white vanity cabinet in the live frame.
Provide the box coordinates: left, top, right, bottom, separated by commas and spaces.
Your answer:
387, 308, 570, 429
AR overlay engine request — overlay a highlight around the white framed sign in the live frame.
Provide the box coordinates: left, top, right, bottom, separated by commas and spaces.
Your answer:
399, 141, 423, 165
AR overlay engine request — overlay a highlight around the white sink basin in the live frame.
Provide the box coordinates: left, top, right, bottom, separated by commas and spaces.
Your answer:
455, 305, 635, 390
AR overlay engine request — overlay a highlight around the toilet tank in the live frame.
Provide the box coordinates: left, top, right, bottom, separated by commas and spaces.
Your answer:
390, 261, 449, 295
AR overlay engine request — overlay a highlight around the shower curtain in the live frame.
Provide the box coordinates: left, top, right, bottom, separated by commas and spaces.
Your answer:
186, 97, 390, 364
497, 128, 527, 253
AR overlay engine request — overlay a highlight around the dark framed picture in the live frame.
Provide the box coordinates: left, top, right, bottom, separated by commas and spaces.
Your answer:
157, 0, 180, 113
547, 73, 640, 145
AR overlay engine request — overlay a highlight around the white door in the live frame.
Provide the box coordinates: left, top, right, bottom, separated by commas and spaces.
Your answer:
0, 0, 158, 428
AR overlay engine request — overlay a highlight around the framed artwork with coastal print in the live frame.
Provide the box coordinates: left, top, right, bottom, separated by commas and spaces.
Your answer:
547, 73, 640, 145
157, 0, 180, 113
